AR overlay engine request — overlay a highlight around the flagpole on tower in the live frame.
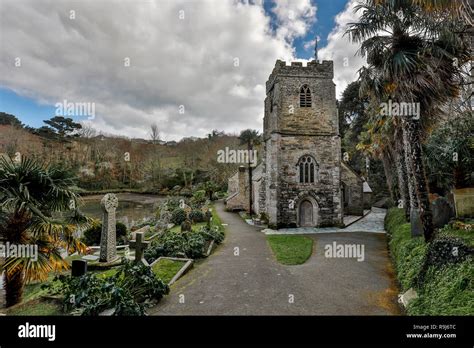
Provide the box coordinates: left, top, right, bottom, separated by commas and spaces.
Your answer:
315, 37, 318, 61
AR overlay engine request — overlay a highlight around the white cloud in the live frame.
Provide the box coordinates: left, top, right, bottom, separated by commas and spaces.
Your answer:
273, 0, 317, 42
318, 0, 366, 98
0, 0, 300, 140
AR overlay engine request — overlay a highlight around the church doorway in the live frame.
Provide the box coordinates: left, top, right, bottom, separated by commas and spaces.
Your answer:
299, 200, 313, 227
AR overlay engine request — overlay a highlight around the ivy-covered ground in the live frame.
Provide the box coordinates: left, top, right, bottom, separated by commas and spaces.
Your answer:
385, 208, 473, 315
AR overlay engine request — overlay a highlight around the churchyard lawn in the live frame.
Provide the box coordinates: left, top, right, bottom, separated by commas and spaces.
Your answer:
267, 235, 314, 265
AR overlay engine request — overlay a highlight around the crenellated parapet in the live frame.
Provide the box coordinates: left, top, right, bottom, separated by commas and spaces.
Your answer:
266, 59, 333, 93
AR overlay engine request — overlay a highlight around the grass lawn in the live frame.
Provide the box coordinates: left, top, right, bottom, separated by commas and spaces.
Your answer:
7, 298, 63, 316
95, 268, 119, 278
151, 258, 186, 283
267, 235, 313, 265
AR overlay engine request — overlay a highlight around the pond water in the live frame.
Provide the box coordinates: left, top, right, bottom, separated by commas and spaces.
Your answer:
79, 193, 166, 228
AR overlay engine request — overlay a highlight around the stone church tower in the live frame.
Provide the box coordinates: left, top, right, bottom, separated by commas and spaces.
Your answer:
259, 59, 343, 228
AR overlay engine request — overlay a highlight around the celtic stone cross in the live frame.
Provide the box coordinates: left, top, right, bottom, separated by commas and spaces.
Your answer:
99, 193, 119, 262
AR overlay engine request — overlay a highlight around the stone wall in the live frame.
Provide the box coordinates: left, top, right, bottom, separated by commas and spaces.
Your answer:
226, 165, 262, 213
225, 166, 248, 211
341, 162, 364, 216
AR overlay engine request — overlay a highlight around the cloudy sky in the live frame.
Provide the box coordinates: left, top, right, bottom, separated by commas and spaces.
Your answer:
0, 0, 365, 141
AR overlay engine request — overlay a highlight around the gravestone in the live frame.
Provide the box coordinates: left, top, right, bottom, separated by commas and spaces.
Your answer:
181, 218, 192, 232
71, 260, 87, 277
452, 188, 474, 218
205, 210, 212, 228
158, 209, 172, 231
431, 196, 455, 228
129, 232, 150, 263
410, 208, 423, 237
99, 193, 119, 263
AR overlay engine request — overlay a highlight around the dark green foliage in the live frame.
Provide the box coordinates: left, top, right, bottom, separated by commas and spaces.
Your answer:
161, 231, 188, 257
46, 260, 169, 315
424, 236, 473, 268
113, 260, 169, 304
171, 208, 187, 225
385, 208, 474, 315
386, 208, 428, 290
424, 112, 474, 193
82, 222, 128, 246
407, 260, 474, 315
163, 197, 181, 211
185, 232, 206, 258
191, 190, 206, 206
43, 116, 82, 138
197, 226, 224, 244
144, 226, 224, 262
0, 112, 22, 127
338, 81, 368, 140
189, 210, 204, 223
144, 244, 166, 264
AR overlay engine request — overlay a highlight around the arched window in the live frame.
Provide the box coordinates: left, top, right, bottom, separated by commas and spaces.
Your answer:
300, 84, 312, 107
298, 156, 317, 183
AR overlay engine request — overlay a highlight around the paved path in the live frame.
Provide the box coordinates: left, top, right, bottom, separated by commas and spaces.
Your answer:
149, 202, 400, 315
264, 207, 387, 235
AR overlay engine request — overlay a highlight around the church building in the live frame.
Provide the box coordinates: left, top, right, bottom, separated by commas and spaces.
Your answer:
226, 55, 369, 228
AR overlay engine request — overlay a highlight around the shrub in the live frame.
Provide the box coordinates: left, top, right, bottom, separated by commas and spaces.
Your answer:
197, 226, 224, 244
259, 212, 269, 224
424, 236, 472, 268
191, 190, 206, 205
161, 231, 188, 257
146, 229, 214, 260
144, 243, 166, 264
113, 259, 169, 304
82, 221, 128, 246
186, 232, 206, 258
161, 196, 184, 211
385, 208, 427, 290
189, 210, 204, 223
171, 208, 187, 225
47, 260, 169, 315
408, 259, 474, 315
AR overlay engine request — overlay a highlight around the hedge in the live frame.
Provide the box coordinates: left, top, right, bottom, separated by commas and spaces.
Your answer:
385, 208, 473, 315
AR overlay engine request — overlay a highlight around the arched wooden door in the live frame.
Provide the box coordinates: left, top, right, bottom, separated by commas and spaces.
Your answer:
299, 200, 313, 227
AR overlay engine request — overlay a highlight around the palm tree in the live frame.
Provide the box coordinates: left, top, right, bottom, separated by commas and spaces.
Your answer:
238, 129, 261, 217
411, 0, 472, 21
0, 156, 89, 306
347, 0, 470, 241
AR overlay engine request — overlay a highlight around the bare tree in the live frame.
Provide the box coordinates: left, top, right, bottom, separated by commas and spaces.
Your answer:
149, 123, 160, 144
78, 123, 97, 138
